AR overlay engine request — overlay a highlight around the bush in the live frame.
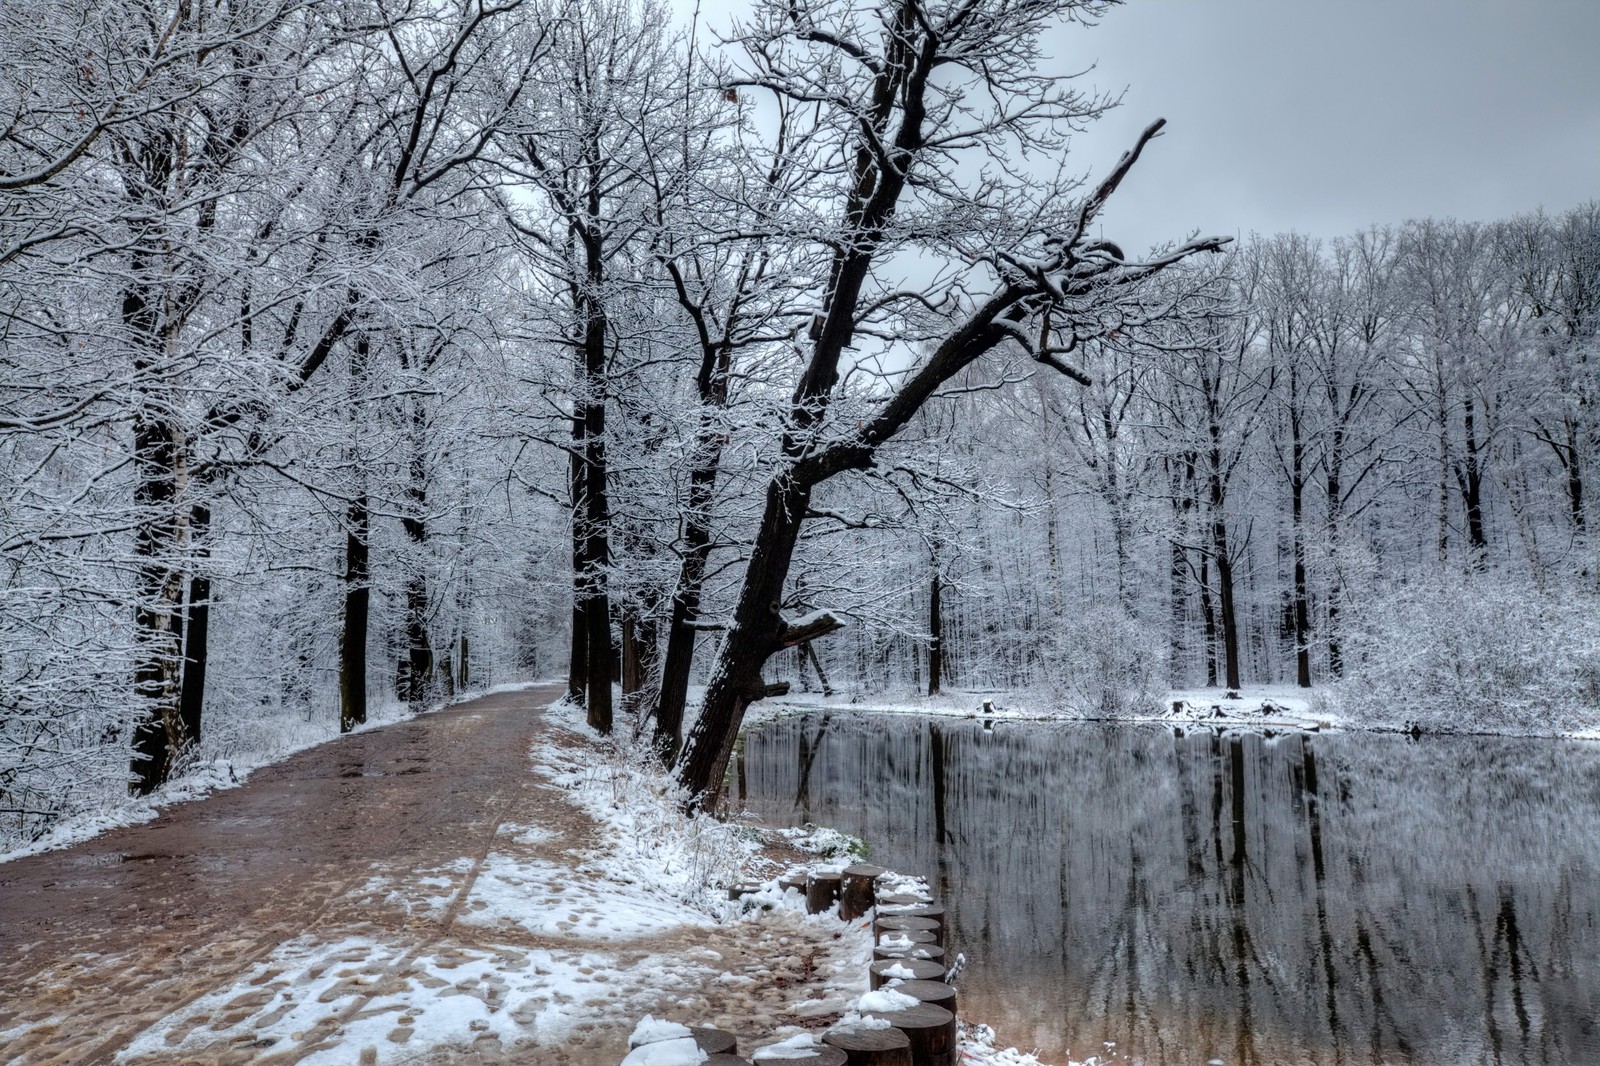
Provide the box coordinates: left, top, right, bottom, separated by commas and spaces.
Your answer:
1334, 575, 1600, 734
1041, 604, 1165, 718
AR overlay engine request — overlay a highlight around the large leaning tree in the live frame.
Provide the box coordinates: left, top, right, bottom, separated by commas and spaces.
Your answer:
674, 0, 1230, 806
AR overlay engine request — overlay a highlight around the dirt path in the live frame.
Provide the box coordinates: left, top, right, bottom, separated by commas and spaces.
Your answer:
0, 687, 864, 1065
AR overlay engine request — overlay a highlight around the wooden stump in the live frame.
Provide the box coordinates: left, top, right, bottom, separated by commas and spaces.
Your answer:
875, 903, 945, 926
876, 929, 937, 953
690, 1028, 738, 1056
779, 872, 809, 895
750, 1043, 848, 1066
873, 943, 945, 966
703, 1056, 752, 1066
822, 1023, 912, 1066
863, 1003, 957, 1066
874, 915, 943, 947
727, 881, 765, 901
869, 956, 945, 989
876, 890, 933, 906
806, 871, 843, 914
840, 862, 886, 920
881, 978, 957, 1015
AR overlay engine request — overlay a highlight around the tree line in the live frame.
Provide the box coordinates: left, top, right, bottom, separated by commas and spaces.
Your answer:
2, 0, 1593, 843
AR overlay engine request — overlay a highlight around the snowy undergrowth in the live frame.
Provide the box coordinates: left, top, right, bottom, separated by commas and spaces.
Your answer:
1335, 576, 1600, 734
536, 698, 761, 915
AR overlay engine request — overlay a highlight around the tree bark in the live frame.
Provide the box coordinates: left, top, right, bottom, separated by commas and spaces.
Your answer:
927, 560, 943, 697
179, 502, 211, 746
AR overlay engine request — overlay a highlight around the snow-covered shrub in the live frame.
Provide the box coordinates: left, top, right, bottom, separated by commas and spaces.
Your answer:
1040, 604, 1164, 717
540, 702, 757, 914
1335, 575, 1600, 733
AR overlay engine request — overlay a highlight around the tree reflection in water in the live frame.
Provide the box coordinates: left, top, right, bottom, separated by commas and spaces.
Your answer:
739, 715, 1600, 1066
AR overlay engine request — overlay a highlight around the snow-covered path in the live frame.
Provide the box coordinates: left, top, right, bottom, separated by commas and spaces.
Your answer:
0, 687, 868, 1065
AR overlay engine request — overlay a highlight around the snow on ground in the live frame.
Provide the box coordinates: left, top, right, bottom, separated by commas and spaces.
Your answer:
751, 683, 1340, 733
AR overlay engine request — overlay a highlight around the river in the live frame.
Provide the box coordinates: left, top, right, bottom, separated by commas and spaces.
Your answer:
736, 712, 1600, 1066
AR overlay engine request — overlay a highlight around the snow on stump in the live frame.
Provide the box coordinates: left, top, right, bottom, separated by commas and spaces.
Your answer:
869, 957, 945, 989
863, 1004, 956, 1066
704, 1056, 753, 1066
879, 979, 957, 1016
873, 915, 942, 948
751, 1032, 849, 1066
630, 1017, 695, 1048
728, 881, 766, 901
840, 862, 887, 920
806, 871, 843, 914
822, 1021, 912, 1066
780, 872, 809, 896
625, 1017, 738, 1063
875, 890, 932, 907
620, 1036, 707, 1065
875, 902, 944, 927
872, 941, 944, 966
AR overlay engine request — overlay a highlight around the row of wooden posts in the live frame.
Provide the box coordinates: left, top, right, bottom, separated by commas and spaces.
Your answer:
622, 863, 960, 1066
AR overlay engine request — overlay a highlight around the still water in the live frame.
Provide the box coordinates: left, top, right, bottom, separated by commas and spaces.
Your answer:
736, 713, 1600, 1066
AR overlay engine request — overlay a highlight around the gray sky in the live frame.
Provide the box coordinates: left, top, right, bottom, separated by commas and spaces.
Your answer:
678, 0, 1600, 254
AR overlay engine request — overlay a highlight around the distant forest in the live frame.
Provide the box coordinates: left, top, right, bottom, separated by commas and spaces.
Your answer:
3, 0, 1596, 841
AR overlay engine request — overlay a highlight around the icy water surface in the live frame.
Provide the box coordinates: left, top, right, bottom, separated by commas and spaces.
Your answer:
736, 714, 1600, 1066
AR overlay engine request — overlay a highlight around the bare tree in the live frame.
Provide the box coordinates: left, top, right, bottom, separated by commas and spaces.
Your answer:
673, 0, 1227, 806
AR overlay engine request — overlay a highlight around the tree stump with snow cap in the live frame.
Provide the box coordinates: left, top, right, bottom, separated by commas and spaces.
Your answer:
880, 978, 957, 1015
806, 871, 843, 914
750, 1040, 848, 1066
869, 956, 945, 989
703, 1057, 752, 1066
874, 915, 943, 947
780, 871, 809, 896
840, 862, 886, 920
822, 1022, 912, 1066
873, 942, 945, 968
876, 889, 933, 906
875, 902, 944, 927
863, 1003, 957, 1066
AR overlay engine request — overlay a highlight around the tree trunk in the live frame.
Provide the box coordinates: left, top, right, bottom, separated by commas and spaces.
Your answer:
927, 561, 943, 697
1289, 397, 1312, 688
567, 427, 588, 706
1199, 553, 1218, 688
677, 476, 811, 802
179, 502, 211, 746
339, 334, 371, 734
339, 492, 370, 733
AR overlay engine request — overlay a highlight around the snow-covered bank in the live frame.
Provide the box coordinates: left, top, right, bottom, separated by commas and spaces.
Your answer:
747, 679, 1599, 739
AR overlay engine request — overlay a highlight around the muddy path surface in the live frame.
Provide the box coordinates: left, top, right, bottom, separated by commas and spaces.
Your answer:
0, 687, 863, 1065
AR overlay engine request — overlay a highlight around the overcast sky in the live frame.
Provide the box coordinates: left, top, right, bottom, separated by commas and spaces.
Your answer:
677, 0, 1600, 255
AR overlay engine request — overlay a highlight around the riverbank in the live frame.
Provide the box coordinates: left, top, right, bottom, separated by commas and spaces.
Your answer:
749, 683, 1600, 739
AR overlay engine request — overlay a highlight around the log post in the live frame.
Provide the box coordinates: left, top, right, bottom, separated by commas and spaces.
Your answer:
873, 943, 945, 966
874, 915, 943, 948
869, 957, 945, 989
806, 871, 843, 914
703, 1056, 752, 1066
863, 1003, 957, 1066
881, 979, 957, 1016
822, 1023, 912, 1066
840, 863, 886, 920
779, 872, 808, 896
875, 903, 945, 927
750, 1045, 847, 1066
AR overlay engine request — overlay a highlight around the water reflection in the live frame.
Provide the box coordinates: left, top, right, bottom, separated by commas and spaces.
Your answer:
738, 715, 1600, 1066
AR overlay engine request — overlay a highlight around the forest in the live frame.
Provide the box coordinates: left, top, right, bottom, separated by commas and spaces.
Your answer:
3, 0, 1597, 848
